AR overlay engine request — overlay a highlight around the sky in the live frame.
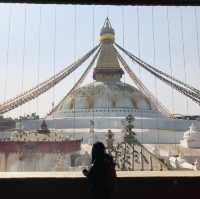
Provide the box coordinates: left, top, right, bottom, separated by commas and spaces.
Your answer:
0, 4, 200, 118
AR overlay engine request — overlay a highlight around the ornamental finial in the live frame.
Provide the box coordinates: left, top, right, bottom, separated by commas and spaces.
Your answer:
100, 17, 115, 42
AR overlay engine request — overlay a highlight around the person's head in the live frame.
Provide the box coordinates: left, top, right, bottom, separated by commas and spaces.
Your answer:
91, 142, 106, 163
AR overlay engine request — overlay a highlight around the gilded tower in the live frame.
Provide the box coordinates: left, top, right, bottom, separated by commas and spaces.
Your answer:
93, 18, 124, 82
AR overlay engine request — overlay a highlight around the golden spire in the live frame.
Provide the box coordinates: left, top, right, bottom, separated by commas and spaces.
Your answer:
100, 17, 115, 43
93, 18, 124, 82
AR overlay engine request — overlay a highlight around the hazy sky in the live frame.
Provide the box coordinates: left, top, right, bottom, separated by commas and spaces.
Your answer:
0, 4, 200, 118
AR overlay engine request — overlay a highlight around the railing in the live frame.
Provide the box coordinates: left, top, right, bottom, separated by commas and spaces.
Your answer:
51, 107, 159, 114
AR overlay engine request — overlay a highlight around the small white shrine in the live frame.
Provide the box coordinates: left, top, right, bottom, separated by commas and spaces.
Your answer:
180, 121, 200, 148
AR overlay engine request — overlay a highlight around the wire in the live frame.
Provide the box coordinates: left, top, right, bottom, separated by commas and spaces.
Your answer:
121, 7, 125, 48
36, 5, 42, 122
92, 5, 95, 49
194, 7, 200, 86
20, 6, 27, 127
52, 6, 57, 125
151, 6, 159, 149
21, 6, 27, 104
73, 6, 77, 62
166, 7, 175, 114
137, 7, 141, 59
106, 5, 110, 18
166, 7, 177, 152
137, 6, 144, 145
180, 7, 189, 115
121, 6, 126, 111
4, 5, 12, 102
92, 5, 95, 144
152, 7, 156, 69
73, 5, 77, 137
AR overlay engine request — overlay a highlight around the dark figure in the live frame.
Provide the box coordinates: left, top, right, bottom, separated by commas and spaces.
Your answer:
37, 120, 50, 134
83, 142, 116, 199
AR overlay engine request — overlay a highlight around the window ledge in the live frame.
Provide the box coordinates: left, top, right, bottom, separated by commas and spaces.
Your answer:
0, 171, 200, 179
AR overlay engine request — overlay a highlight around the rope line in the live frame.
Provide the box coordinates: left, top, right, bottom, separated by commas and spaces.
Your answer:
121, 7, 125, 48
115, 48, 171, 116
137, 6, 144, 144
0, 44, 100, 114
116, 43, 200, 101
180, 8, 189, 114
4, 5, 12, 102
73, 5, 77, 136
166, 7, 175, 114
52, 6, 57, 123
106, 6, 110, 18
92, 5, 95, 144
121, 6, 126, 119
20, 6, 27, 126
118, 34, 200, 96
194, 7, 200, 88
36, 5, 42, 119
151, 7, 159, 147
115, 43, 200, 106
166, 7, 177, 151
49, 46, 101, 116
92, 6, 95, 48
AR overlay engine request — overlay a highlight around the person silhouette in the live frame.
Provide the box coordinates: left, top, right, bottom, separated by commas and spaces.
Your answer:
83, 142, 116, 199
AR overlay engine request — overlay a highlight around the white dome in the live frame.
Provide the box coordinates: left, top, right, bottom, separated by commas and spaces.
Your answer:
54, 81, 156, 114
49, 19, 160, 119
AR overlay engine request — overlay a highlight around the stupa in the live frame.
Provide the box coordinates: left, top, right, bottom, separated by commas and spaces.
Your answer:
21, 18, 194, 145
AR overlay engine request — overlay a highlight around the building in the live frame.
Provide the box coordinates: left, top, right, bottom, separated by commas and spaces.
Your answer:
0, 129, 81, 171
0, 116, 15, 131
